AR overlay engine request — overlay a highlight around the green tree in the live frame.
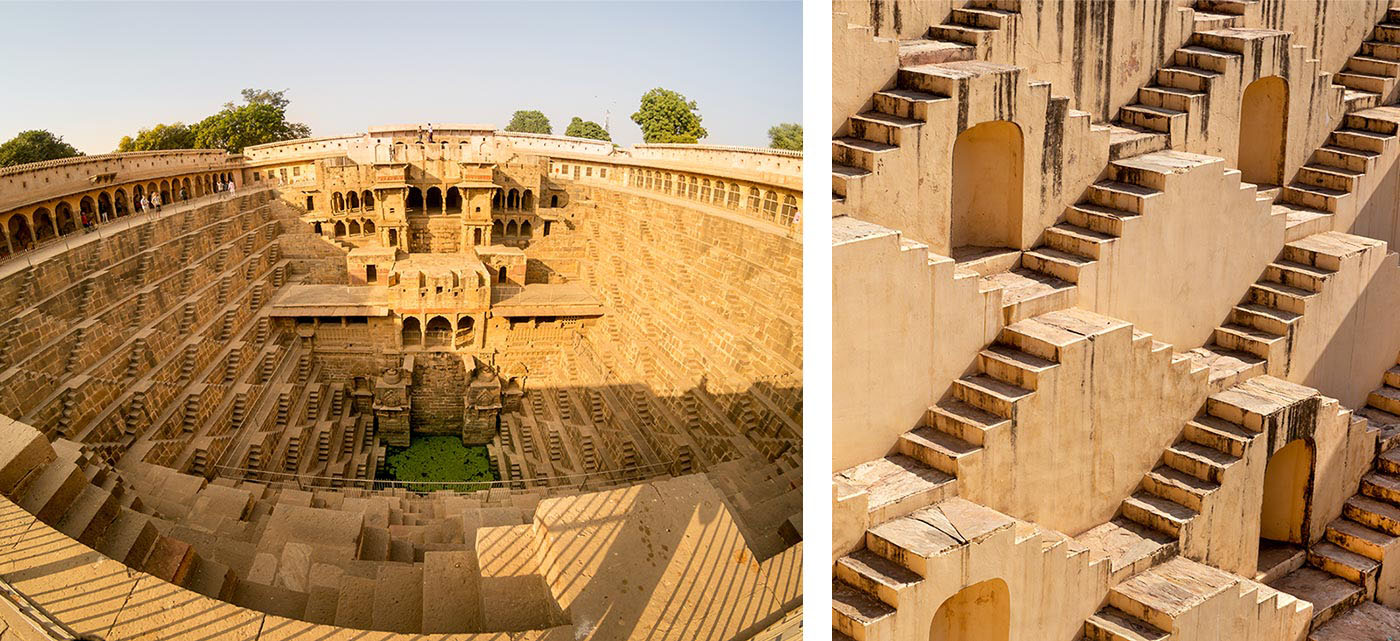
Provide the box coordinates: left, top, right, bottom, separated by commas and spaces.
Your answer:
117, 123, 196, 152
506, 110, 552, 134
191, 89, 311, 152
630, 88, 708, 144
767, 123, 802, 151
0, 130, 82, 168
564, 117, 611, 141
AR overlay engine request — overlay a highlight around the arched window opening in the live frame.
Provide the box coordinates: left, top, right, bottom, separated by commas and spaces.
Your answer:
55, 204, 76, 235
97, 193, 112, 219
425, 316, 452, 347
763, 190, 779, 221
33, 209, 54, 242
663, 173, 673, 193
492, 191, 503, 211
347, 191, 360, 210
521, 221, 532, 238
406, 187, 424, 212
781, 195, 798, 225
930, 579, 1010, 641
456, 316, 476, 348
363, 191, 374, 210
474, 228, 483, 245
1239, 76, 1288, 188
114, 190, 128, 217
9, 217, 33, 251
306, 196, 315, 211
182, 178, 191, 199
689, 176, 698, 198
748, 187, 762, 213
445, 187, 462, 213
366, 265, 377, 283
313, 222, 323, 235
551, 195, 559, 208
426, 186, 443, 212
333, 192, 344, 212
506, 220, 518, 237
543, 221, 552, 237
492, 220, 504, 237
401, 317, 422, 347
1258, 439, 1315, 568
701, 179, 711, 201
334, 221, 346, 237
498, 266, 508, 283
728, 184, 740, 208
522, 189, 534, 211
508, 189, 520, 209
388, 229, 398, 246
348, 220, 361, 235
951, 120, 1024, 252
364, 220, 376, 235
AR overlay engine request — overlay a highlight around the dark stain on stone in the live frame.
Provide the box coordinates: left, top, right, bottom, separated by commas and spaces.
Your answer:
1042, 96, 1067, 205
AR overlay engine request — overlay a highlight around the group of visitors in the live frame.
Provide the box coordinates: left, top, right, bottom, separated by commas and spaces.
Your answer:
68, 177, 239, 238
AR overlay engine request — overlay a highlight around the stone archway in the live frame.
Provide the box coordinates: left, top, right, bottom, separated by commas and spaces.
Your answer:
1239, 76, 1288, 187
930, 579, 1010, 641
951, 120, 1024, 251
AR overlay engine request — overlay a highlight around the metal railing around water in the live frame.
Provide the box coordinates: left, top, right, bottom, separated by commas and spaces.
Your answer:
210, 458, 680, 495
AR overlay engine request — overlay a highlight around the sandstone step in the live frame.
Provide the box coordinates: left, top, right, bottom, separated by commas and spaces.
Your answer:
872, 88, 950, 120
952, 374, 1034, 417
18, 460, 86, 523
1361, 471, 1400, 504
1106, 125, 1169, 160
1142, 465, 1217, 511
1264, 260, 1330, 293
1193, 11, 1239, 30
143, 535, 195, 585
1111, 558, 1238, 630
926, 400, 1007, 446
865, 499, 1015, 576
1087, 180, 1160, 214
1346, 54, 1400, 78
1380, 444, 1400, 474
1173, 44, 1237, 72
981, 269, 1077, 324
898, 426, 980, 476
835, 455, 955, 524
1246, 278, 1317, 315
1309, 541, 1380, 588
834, 548, 923, 609
977, 343, 1057, 389
1384, 365, 1400, 387
1066, 202, 1140, 236
1344, 495, 1400, 536
1324, 518, 1394, 562
1121, 491, 1196, 536
1284, 182, 1347, 211
1296, 163, 1363, 193
1361, 40, 1400, 61
1330, 127, 1390, 153
897, 39, 976, 66
927, 23, 997, 46
1268, 566, 1365, 627
1197, 0, 1253, 15
1312, 144, 1379, 173
1155, 65, 1221, 91
1285, 231, 1382, 270
1022, 247, 1094, 283
1229, 302, 1300, 336
1045, 223, 1116, 258
1084, 605, 1168, 641
1212, 323, 1285, 363
1183, 415, 1254, 458
1119, 105, 1185, 134
950, 6, 1015, 29
833, 137, 897, 170
1370, 385, 1400, 415
55, 484, 118, 546
1337, 69, 1395, 94
1138, 85, 1206, 113
98, 507, 159, 565
850, 111, 922, 146
1163, 440, 1237, 483
1184, 346, 1267, 392
834, 579, 895, 639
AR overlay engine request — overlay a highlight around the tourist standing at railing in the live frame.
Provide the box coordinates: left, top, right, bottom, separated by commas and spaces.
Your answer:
180, 187, 187, 202
227, 179, 235, 195
151, 191, 162, 212
139, 195, 149, 214
81, 211, 92, 232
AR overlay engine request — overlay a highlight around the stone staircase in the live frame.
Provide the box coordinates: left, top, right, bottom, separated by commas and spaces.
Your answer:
896, 0, 1021, 66
1083, 557, 1310, 640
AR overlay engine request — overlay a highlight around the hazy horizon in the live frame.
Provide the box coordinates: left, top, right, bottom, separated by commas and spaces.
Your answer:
0, 1, 801, 154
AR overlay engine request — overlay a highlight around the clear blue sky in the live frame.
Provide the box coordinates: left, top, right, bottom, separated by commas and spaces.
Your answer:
0, 1, 801, 154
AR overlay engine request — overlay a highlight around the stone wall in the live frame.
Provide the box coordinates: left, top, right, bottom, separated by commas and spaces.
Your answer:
410, 352, 468, 435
